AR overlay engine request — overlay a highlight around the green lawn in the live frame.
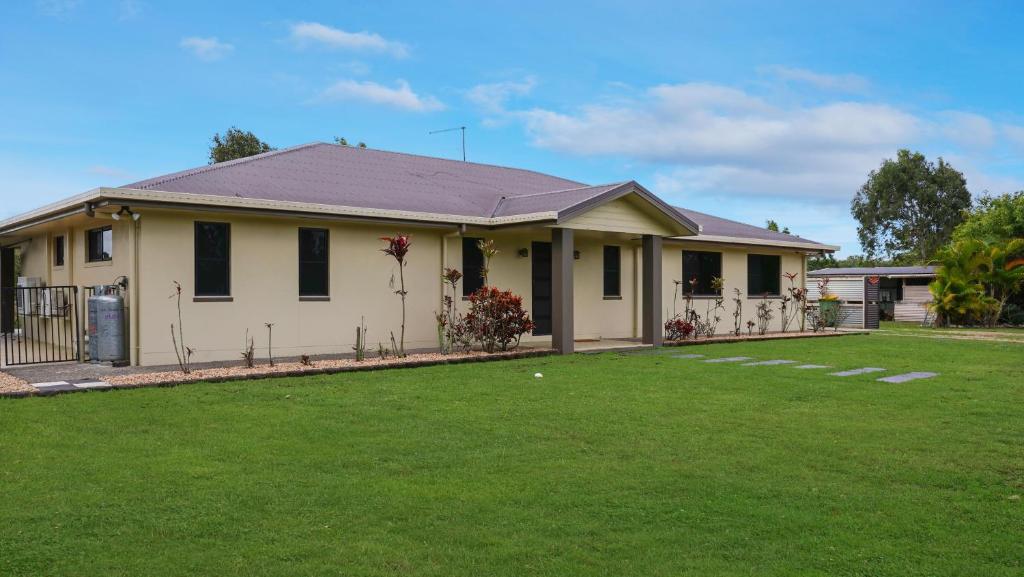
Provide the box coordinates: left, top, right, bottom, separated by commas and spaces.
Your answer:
2, 334, 1022, 577
881, 320, 1024, 339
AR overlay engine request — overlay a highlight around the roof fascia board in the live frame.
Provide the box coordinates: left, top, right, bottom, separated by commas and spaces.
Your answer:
671, 233, 838, 252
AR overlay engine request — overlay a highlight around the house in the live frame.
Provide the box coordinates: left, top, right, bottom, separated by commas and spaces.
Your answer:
0, 143, 837, 366
806, 266, 936, 328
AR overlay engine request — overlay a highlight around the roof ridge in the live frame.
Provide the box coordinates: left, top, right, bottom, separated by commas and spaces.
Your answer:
503, 181, 629, 200
128, 142, 323, 190
329, 143, 588, 186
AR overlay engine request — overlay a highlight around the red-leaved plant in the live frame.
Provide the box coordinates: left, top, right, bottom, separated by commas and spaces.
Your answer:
459, 286, 535, 353
664, 317, 695, 341
380, 234, 411, 357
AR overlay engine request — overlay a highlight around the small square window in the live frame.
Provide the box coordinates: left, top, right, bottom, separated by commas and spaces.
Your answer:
462, 237, 485, 296
682, 251, 723, 295
87, 227, 112, 262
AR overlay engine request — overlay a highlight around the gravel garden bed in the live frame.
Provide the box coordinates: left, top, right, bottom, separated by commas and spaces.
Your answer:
104, 348, 553, 389
0, 371, 34, 395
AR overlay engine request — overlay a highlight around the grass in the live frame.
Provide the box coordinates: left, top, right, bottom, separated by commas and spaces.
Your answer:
880, 320, 1024, 340
1, 333, 1022, 576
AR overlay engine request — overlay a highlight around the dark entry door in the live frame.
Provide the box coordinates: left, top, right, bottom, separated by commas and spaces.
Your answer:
531, 241, 552, 336
1, 247, 14, 334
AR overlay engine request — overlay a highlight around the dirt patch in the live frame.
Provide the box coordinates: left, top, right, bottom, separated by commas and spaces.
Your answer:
0, 371, 34, 395
106, 349, 551, 388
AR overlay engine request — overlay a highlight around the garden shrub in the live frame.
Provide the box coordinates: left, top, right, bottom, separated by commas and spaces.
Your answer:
459, 287, 535, 353
664, 317, 695, 341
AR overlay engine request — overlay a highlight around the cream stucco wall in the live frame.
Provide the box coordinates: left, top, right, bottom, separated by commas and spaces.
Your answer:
136, 210, 448, 366
662, 241, 807, 335
3, 194, 810, 366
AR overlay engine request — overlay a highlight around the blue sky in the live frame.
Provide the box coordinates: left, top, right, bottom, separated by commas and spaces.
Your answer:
3, 1, 1024, 255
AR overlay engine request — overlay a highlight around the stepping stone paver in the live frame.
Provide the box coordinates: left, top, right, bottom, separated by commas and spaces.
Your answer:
742, 359, 796, 366
830, 367, 886, 377
72, 381, 112, 390
877, 372, 939, 383
704, 356, 753, 363
672, 354, 705, 359
793, 364, 830, 369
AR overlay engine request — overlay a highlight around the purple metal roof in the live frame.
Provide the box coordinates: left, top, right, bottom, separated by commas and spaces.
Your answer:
121, 141, 829, 246
125, 143, 584, 218
808, 266, 936, 276
675, 207, 825, 245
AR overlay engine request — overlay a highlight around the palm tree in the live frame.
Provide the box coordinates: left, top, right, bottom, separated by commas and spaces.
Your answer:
929, 240, 996, 326
979, 239, 1024, 325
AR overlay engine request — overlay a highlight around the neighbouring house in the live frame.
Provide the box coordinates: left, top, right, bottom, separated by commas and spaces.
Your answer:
0, 143, 837, 366
806, 266, 937, 328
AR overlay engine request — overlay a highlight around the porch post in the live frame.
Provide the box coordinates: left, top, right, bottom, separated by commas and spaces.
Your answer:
551, 227, 574, 354
641, 234, 663, 346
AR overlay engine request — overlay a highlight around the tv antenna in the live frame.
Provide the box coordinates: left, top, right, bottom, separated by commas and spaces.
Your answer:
428, 125, 466, 161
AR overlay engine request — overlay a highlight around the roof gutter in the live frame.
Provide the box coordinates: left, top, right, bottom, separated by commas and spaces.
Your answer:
670, 233, 839, 252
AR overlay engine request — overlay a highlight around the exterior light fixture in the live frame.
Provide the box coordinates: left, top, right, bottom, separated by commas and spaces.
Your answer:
573, 250, 581, 260
110, 206, 140, 221
518, 248, 529, 258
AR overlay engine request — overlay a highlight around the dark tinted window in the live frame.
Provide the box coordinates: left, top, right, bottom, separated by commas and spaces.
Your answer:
682, 251, 722, 295
747, 254, 781, 296
603, 245, 621, 297
54, 236, 65, 267
462, 237, 484, 296
195, 222, 230, 296
299, 228, 329, 297
87, 227, 112, 262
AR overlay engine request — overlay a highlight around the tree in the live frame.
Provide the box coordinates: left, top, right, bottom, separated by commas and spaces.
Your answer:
929, 238, 1024, 326
807, 253, 893, 271
953, 191, 1024, 244
209, 127, 274, 164
766, 220, 790, 234
851, 149, 972, 262
335, 136, 368, 148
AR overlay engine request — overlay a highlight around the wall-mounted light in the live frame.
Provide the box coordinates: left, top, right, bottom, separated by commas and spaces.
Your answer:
110, 206, 140, 221
573, 250, 581, 260
517, 248, 529, 258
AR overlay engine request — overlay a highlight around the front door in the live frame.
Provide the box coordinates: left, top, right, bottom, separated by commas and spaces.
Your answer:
531, 241, 552, 335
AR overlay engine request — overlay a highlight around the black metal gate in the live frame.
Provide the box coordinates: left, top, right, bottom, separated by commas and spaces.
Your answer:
0, 285, 80, 366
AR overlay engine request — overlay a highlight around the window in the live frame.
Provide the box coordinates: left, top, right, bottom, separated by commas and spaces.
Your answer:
298, 228, 329, 298
54, 236, 65, 267
87, 227, 112, 262
682, 251, 722, 295
603, 245, 621, 297
195, 222, 230, 297
462, 237, 484, 296
747, 254, 781, 296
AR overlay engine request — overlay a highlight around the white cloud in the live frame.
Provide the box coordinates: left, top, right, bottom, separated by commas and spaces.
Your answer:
938, 111, 996, 149
180, 36, 234, 61
467, 77, 537, 114
289, 22, 408, 58
314, 79, 444, 112
1001, 123, 1024, 151
516, 82, 919, 200
118, 0, 142, 21
36, 0, 80, 18
762, 65, 870, 93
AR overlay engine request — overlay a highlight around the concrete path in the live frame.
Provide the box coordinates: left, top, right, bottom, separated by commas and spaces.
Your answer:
742, 359, 796, 366
877, 372, 939, 383
33, 379, 113, 395
793, 364, 830, 369
672, 354, 705, 359
704, 356, 753, 363
830, 367, 886, 377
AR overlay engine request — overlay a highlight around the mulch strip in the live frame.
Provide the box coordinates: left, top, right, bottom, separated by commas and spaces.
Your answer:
0, 349, 554, 399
